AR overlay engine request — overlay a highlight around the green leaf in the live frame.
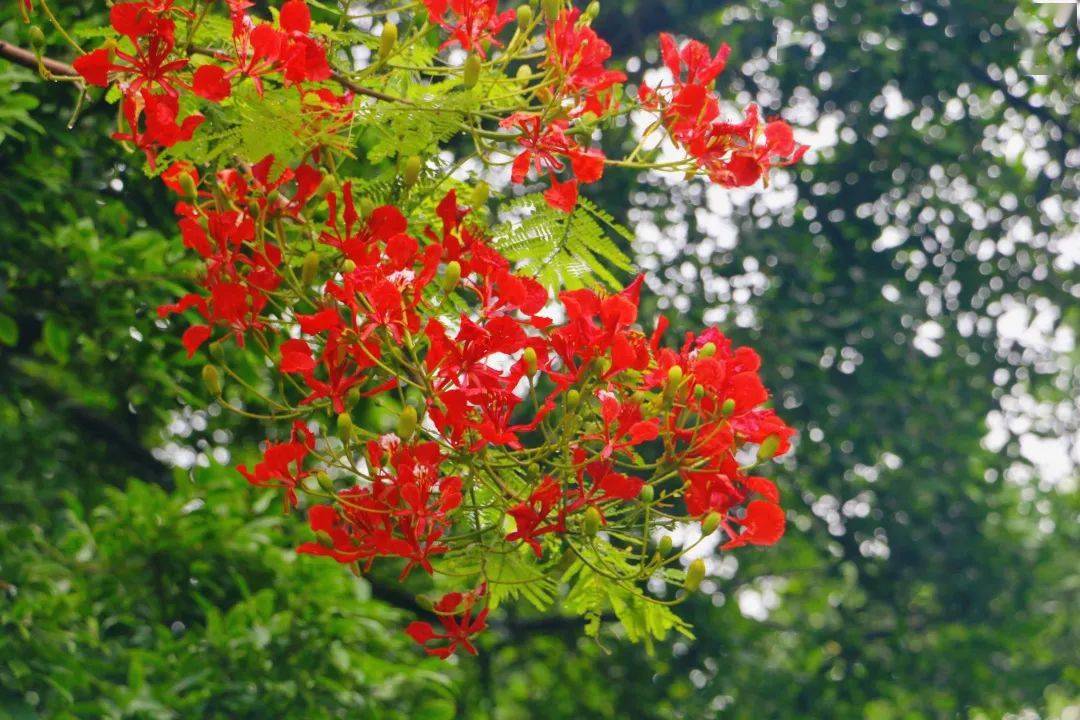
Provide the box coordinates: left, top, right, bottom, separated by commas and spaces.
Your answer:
0, 313, 17, 346
42, 316, 71, 363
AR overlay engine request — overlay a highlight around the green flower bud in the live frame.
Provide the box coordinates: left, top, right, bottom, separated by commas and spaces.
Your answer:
397, 405, 418, 438
201, 364, 221, 396
358, 196, 375, 219
585, 1, 600, 21
721, 398, 736, 416
523, 346, 538, 377
316, 174, 338, 198
693, 384, 705, 400
29, 26, 46, 49
566, 389, 581, 408
337, 412, 354, 439
462, 53, 481, 88
583, 506, 602, 537
315, 530, 335, 548
542, 0, 561, 20
345, 387, 361, 409
342, 259, 357, 274
699, 341, 716, 358
516, 64, 532, 81
301, 251, 320, 286
178, 172, 198, 201
658, 535, 673, 556
469, 181, 490, 208
442, 260, 461, 293
684, 559, 706, 592
667, 365, 684, 386
516, 4, 533, 29
757, 434, 781, 462
402, 155, 422, 188
316, 471, 335, 493
701, 511, 721, 536
378, 22, 397, 61
639, 485, 654, 503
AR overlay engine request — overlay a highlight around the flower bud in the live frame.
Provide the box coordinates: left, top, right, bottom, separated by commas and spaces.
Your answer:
301, 251, 320, 286
337, 412, 354, 439
345, 387, 361, 409
698, 341, 716, 358
721, 398, 736, 416
684, 558, 706, 592
584, 1, 600, 20
402, 155, 422, 188
341, 259, 357, 274
658, 535, 673, 556
201, 364, 221, 396
667, 365, 684, 386
583, 506, 601, 537
701, 511, 721, 536
639, 485, 654, 503
442, 260, 461, 293
314, 530, 335, 548
566, 389, 580, 408
516, 64, 532, 82
469, 181, 489, 208
29, 26, 46, 49
462, 54, 481, 89
397, 405, 418, 438
316, 471, 335, 493
693, 384, 705, 400
358, 196, 375, 219
542, 0, 561, 19
516, 4, 532, 29
178, 172, 198, 201
757, 434, 781, 462
316, 174, 338, 197
378, 22, 397, 61
523, 346, 538, 377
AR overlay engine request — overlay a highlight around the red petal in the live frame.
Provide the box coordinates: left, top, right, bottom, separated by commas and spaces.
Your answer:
543, 176, 578, 213
181, 325, 212, 358
405, 621, 437, 645
280, 0, 312, 34
192, 65, 232, 102
280, 339, 316, 372
72, 49, 112, 87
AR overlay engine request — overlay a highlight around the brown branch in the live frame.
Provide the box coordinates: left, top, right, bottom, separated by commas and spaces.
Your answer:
0, 39, 77, 78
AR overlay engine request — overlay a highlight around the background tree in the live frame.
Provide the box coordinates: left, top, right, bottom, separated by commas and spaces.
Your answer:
1, 1, 1076, 719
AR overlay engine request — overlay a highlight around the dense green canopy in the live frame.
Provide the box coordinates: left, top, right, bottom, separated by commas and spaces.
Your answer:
1, 1, 1076, 718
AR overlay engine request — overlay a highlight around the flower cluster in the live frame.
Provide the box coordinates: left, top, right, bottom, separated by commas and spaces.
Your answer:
640, 33, 809, 187
38, 0, 807, 658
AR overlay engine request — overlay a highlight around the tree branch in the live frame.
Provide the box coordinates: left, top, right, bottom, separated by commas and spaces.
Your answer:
0, 39, 77, 78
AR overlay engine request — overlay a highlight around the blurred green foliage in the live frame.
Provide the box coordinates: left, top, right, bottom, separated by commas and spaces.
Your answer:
1, 1, 1077, 719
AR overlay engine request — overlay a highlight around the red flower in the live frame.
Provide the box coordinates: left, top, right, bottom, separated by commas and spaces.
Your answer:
500, 112, 605, 185
641, 35, 808, 188
722, 500, 786, 549
422, 0, 515, 58
192, 64, 232, 101
505, 478, 565, 558
543, 174, 578, 212
297, 505, 368, 563
237, 421, 315, 507
544, 9, 626, 114
406, 586, 489, 658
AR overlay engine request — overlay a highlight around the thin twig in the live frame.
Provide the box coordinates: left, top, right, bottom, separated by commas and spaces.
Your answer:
0, 39, 78, 78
